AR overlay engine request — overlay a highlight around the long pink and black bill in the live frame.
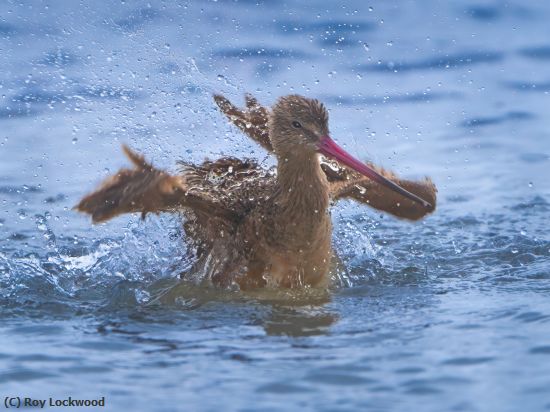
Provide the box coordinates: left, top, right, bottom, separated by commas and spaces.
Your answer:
319, 136, 432, 208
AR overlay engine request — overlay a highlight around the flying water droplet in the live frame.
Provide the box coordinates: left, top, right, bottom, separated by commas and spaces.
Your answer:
35, 214, 57, 249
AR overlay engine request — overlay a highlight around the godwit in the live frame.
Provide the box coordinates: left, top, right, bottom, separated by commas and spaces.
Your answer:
76, 94, 437, 289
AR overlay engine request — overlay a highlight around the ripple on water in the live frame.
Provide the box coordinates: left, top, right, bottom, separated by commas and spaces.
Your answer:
394, 367, 426, 374
529, 346, 550, 355
514, 311, 550, 323
357, 50, 504, 73
441, 357, 495, 366
14, 353, 78, 363
519, 45, 550, 60
278, 20, 376, 35
0, 367, 57, 383
510, 196, 549, 211
262, 307, 337, 337
321, 91, 461, 106
506, 80, 550, 92
461, 111, 534, 128
256, 382, 313, 394
9, 324, 65, 336
466, 5, 501, 20
519, 153, 549, 163
0, 22, 18, 36
446, 194, 472, 203
401, 375, 472, 396
400, 379, 443, 395
59, 365, 113, 375
305, 370, 375, 386
72, 340, 136, 352
214, 47, 309, 59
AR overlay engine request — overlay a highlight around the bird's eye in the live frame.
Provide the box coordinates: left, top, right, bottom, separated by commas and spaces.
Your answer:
292, 121, 302, 128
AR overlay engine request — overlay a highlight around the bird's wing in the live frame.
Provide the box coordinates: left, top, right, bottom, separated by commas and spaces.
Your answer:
213, 93, 272, 152
176, 156, 276, 256
322, 160, 437, 221
177, 156, 275, 217
213, 93, 437, 221
75, 145, 237, 224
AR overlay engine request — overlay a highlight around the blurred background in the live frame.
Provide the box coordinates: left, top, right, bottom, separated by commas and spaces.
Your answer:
1, 1, 549, 411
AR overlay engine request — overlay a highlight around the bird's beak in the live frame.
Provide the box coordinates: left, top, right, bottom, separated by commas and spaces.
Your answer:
318, 135, 432, 208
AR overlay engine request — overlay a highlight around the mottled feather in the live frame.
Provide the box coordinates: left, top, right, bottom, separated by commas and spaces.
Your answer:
215, 94, 437, 220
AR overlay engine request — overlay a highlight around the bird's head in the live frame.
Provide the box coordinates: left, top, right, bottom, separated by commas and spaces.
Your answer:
269, 94, 432, 209
269, 94, 329, 155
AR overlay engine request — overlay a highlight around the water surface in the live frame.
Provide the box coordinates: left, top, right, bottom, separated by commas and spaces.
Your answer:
1, 1, 550, 411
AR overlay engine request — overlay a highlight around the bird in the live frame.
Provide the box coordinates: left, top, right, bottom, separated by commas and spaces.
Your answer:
76, 94, 437, 289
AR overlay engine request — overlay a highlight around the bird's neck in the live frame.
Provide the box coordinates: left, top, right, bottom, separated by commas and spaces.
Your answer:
274, 151, 330, 225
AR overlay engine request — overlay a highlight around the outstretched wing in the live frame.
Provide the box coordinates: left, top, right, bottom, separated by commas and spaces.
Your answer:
214, 93, 272, 152
322, 160, 437, 221
75, 145, 237, 224
214, 93, 437, 221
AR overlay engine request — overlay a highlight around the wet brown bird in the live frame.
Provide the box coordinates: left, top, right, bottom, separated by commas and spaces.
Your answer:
76, 94, 437, 289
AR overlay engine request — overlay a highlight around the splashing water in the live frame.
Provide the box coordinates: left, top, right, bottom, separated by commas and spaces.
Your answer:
1, 0, 550, 411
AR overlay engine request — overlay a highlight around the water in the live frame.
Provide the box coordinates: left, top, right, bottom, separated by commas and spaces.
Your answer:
1, 1, 550, 410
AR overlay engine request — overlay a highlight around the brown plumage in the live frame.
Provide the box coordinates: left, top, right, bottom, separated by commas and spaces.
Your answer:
213, 93, 437, 220
76, 94, 437, 289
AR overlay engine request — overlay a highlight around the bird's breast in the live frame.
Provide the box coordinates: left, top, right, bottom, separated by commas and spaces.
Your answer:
253, 217, 332, 287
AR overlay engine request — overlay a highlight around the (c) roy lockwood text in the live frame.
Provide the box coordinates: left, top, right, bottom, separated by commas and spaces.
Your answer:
4, 396, 105, 408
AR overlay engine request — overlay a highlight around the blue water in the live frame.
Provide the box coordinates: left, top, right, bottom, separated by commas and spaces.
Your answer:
1, 1, 550, 411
